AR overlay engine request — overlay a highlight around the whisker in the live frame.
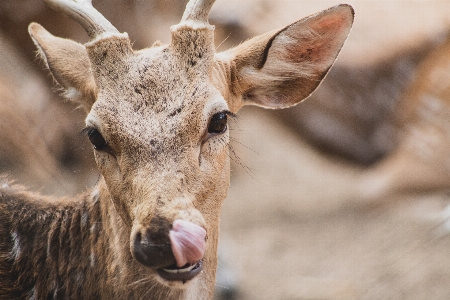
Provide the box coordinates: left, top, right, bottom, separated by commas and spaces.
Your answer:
228, 114, 241, 128
230, 137, 259, 155
227, 144, 260, 182
127, 277, 153, 287
216, 32, 232, 50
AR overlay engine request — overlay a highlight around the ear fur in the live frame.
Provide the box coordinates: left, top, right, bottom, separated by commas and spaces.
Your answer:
217, 4, 354, 110
28, 23, 97, 112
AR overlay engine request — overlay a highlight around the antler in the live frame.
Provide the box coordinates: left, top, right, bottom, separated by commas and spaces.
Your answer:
181, 0, 215, 24
41, 0, 119, 39
171, 0, 216, 32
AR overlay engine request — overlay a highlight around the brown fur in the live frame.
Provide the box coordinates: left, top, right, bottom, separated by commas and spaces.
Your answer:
0, 1, 353, 299
0, 180, 190, 299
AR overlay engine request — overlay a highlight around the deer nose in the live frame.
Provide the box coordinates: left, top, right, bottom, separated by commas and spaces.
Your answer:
132, 227, 176, 269
131, 219, 207, 269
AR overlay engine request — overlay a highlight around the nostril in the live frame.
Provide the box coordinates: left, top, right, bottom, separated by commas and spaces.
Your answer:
134, 231, 142, 251
169, 220, 207, 267
131, 229, 176, 269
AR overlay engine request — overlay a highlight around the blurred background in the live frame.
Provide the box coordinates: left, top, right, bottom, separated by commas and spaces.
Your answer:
2, 0, 450, 299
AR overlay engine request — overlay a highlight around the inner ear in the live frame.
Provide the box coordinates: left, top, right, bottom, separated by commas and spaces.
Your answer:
219, 4, 354, 110
28, 22, 97, 112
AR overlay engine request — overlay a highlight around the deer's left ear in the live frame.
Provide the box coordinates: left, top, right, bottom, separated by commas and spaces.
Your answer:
216, 4, 354, 111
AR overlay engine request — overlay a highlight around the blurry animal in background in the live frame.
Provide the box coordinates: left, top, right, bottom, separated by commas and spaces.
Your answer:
357, 32, 450, 202
0, 0, 353, 299
0, 29, 96, 195
271, 27, 450, 203
274, 40, 437, 165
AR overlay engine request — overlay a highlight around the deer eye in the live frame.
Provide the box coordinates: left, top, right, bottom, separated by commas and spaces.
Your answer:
85, 127, 108, 150
208, 112, 228, 134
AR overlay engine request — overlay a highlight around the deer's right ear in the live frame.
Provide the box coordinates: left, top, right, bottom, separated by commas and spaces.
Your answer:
216, 4, 354, 112
28, 23, 97, 112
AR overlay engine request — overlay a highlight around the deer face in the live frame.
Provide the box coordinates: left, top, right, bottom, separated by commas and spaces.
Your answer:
85, 40, 231, 276
78, 33, 233, 284
29, 0, 353, 287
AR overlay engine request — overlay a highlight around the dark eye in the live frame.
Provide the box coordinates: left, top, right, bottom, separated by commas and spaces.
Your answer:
85, 128, 108, 150
208, 112, 228, 134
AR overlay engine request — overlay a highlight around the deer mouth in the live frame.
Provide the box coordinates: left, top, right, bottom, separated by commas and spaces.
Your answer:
156, 260, 203, 282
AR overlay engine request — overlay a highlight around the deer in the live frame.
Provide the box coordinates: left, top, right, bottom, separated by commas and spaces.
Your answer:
354, 30, 450, 204
0, 0, 354, 298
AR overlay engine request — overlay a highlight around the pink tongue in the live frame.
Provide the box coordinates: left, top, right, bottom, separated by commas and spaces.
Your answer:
169, 220, 207, 267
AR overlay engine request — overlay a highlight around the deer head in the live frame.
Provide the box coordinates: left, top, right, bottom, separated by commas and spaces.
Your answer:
28, 0, 353, 292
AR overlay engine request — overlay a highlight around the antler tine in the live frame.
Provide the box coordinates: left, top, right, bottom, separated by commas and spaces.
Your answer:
181, 0, 216, 24
42, 0, 119, 39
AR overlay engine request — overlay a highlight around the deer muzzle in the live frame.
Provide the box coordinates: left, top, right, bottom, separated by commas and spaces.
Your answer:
131, 218, 207, 283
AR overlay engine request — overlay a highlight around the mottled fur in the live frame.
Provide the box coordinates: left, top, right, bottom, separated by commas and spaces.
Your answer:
0, 1, 353, 299
0, 180, 193, 299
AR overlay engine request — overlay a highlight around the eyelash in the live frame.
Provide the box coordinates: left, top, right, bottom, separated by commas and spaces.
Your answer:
207, 110, 235, 136
81, 126, 109, 151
